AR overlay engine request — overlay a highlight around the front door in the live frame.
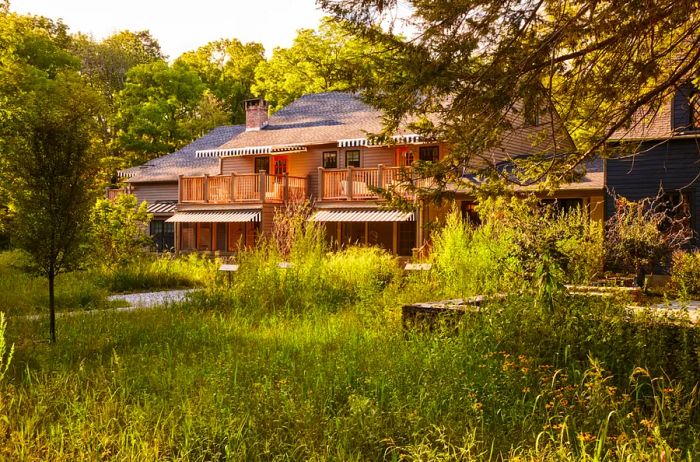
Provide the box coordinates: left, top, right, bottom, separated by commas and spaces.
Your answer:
272, 155, 288, 175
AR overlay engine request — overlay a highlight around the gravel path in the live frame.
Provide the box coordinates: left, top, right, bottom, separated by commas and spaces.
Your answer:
107, 289, 195, 309
19, 289, 197, 320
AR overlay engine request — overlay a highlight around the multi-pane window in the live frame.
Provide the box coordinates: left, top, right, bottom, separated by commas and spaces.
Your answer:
419, 146, 439, 162
345, 150, 361, 167
198, 223, 212, 251
181, 223, 196, 250
540, 198, 583, 216
255, 156, 270, 173
149, 220, 175, 252
323, 151, 338, 168
272, 156, 287, 175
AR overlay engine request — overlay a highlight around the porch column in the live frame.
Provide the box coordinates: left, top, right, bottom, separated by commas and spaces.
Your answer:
259, 170, 267, 202
317, 167, 324, 200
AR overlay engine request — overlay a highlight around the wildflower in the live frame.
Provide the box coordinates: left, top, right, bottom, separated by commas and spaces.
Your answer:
522, 387, 531, 393
577, 432, 596, 443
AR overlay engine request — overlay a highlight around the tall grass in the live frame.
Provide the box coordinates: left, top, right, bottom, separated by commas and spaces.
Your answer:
95, 252, 219, 293
0, 207, 698, 460
2, 290, 698, 460
0, 250, 220, 316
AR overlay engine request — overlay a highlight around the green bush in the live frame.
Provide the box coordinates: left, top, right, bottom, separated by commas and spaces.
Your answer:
431, 208, 519, 298
671, 250, 700, 295
431, 199, 603, 300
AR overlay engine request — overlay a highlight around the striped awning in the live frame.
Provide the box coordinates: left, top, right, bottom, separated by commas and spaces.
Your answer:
196, 145, 307, 158
147, 202, 176, 214
337, 134, 424, 148
310, 209, 415, 222
166, 210, 260, 223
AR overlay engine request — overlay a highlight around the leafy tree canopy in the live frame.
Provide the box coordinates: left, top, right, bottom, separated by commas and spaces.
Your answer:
72, 30, 165, 175
113, 61, 228, 165
176, 39, 265, 123
252, 17, 396, 111
0, 12, 104, 340
320, 0, 700, 191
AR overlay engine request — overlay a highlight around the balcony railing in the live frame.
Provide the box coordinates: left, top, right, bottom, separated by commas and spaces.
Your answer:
105, 187, 128, 200
318, 165, 430, 201
179, 172, 307, 204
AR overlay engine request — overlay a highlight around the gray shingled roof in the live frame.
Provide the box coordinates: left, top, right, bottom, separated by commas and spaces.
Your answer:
121, 125, 245, 183
216, 92, 390, 150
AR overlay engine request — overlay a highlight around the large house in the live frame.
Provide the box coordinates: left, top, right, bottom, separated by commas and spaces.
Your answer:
606, 81, 700, 239
116, 91, 605, 256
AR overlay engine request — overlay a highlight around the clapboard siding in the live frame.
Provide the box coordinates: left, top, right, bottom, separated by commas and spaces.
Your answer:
362, 147, 395, 167
261, 203, 278, 236
131, 182, 178, 204
606, 139, 700, 235
289, 149, 323, 200
221, 156, 254, 175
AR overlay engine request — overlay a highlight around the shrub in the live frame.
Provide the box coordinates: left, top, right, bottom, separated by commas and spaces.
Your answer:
0, 312, 12, 383
431, 198, 603, 300
671, 250, 700, 295
90, 194, 152, 268
605, 194, 692, 285
431, 208, 519, 297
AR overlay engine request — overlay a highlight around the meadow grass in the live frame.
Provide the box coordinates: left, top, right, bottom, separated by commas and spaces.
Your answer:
1, 285, 699, 460
0, 250, 218, 317
1, 230, 699, 460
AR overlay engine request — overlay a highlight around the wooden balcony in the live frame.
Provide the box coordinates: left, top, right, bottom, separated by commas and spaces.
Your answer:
317, 165, 427, 201
179, 172, 307, 204
105, 187, 128, 200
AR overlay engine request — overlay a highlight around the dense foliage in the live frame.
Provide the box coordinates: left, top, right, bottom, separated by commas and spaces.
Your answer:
252, 18, 396, 111
320, 0, 700, 193
432, 199, 603, 302
90, 194, 152, 268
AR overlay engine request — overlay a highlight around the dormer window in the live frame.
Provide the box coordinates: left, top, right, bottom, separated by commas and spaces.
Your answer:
672, 83, 698, 132
691, 91, 699, 131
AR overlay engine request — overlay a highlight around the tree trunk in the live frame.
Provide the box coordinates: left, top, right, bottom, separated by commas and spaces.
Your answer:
48, 271, 56, 343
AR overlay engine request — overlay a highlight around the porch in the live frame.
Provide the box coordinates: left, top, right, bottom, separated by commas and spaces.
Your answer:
317, 165, 430, 201
179, 172, 308, 204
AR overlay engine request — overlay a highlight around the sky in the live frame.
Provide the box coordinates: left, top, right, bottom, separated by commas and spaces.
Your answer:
9, 0, 327, 59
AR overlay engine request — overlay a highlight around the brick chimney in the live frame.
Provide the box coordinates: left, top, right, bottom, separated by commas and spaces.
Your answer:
244, 98, 269, 131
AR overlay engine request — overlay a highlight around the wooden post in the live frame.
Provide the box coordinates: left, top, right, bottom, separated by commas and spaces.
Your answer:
178, 175, 183, 203
377, 164, 384, 190
204, 174, 209, 203
104, 186, 110, 199
347, 166, 354, 200
230, 172, 236, 203
259, 170, 266, 203
317, 167, 324, 200
307, 174, 312, 202
283, 173, 289, 203
175, 222, 181, 256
